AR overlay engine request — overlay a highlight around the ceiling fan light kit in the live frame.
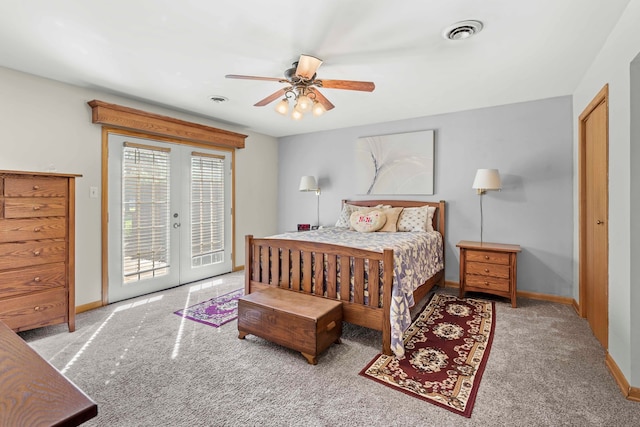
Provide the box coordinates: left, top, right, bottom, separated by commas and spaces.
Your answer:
226, 54, 375, 120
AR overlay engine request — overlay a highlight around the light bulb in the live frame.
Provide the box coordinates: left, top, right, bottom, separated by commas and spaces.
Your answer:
291, 109, 303, 120
275, 99, 289, 115
296, 94, 312, 112
312, 101, 326, 117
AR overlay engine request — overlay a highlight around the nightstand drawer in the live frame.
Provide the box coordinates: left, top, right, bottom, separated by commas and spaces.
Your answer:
466, 261, 510, 279
466, 250, 510, 265
465, 274, 510, 292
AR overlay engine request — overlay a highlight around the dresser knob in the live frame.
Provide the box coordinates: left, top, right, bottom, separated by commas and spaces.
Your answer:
484, 255, 489, 260
484, 268, 489, 272
33, 251, 41, 256
33, 185, 40, 190
33, 206, 41, 211
34, 276, 41, 282
484, 282, 489, 286
34, 306, 41, 311
34, 227, 41, 232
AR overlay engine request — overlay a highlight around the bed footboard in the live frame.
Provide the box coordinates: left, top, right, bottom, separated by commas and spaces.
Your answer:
245, 235, 394, 355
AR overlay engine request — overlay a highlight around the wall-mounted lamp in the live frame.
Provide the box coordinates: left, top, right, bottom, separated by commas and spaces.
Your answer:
472, 169, 501, 243
299, 175, 321, 228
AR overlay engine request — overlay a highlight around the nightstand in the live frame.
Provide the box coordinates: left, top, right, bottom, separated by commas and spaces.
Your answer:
457, 240, 521, 307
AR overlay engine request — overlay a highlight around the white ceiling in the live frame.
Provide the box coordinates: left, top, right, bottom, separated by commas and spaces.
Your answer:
0, 1, 630, 138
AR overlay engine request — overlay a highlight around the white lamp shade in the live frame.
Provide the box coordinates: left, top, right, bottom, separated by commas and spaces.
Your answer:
299, 176, 318, 191
472, 169, 501, 190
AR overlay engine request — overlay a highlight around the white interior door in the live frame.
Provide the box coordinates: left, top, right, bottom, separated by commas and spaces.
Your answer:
107, 134, 232, 303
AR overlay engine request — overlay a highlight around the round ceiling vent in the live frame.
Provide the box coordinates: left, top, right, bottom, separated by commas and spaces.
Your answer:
443, 20, 483, 40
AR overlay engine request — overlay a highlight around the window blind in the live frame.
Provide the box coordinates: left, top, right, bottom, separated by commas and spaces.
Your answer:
190, 152, 225, 267
122, 143, 171, 282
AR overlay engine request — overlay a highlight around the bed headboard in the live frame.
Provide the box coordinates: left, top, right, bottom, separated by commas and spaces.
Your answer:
342, 199, 446, 240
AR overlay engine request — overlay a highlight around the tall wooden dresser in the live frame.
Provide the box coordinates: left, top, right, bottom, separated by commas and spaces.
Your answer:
0, 170, 81, 333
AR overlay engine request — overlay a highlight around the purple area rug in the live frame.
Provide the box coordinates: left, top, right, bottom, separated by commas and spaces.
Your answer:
174, 288, 244, 327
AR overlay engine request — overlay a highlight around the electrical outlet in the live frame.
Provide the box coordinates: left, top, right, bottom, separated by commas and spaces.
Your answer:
90, 186, 98, 198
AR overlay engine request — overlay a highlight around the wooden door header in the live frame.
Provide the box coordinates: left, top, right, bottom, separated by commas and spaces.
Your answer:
88, 100, 247, 149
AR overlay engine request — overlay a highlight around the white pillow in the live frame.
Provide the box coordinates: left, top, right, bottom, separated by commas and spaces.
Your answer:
350, 210, 387, 232
397, 206, 436, 232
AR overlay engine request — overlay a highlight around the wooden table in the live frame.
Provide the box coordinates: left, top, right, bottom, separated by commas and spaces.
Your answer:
0, 320, 97, 426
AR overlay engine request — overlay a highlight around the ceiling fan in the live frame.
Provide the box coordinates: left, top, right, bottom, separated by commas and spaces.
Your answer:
225, 54, 375, 119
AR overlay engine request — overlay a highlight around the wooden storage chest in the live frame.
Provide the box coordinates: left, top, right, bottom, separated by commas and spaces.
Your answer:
238, 288, 342, 364
0, 170, 81, 332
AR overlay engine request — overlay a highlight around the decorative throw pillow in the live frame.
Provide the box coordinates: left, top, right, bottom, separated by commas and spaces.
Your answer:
377, 207, 404, 232
350, 210, 387, 232
335, 203, 361, 228
397, 206, 436, 232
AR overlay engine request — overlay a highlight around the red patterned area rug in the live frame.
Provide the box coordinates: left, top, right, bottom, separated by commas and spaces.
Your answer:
360, 293, 495, 418
174, 288, 243, 327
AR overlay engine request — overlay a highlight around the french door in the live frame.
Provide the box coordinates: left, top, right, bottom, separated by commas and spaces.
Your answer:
107, 134, 232, 303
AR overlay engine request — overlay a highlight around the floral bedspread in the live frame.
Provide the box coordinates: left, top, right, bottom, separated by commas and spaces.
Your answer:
268, 228, 444, 359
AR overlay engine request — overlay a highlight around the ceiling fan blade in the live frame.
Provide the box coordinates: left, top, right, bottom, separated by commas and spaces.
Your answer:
311, 89, 335, 111
295, 54, 323, 79
318, 79, 375, 92
226, 74, 283, 82
254, 88, 287, 107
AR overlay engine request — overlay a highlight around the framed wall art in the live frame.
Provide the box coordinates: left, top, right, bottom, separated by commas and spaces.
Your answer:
355, 129, 434, 195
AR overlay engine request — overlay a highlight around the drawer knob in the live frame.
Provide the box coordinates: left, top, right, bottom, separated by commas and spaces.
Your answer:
34, 227, 41, 232
33, 206, 41, 211
33, 251, 41, 256
34, 276, 41, 282
34, 306, 41, 311
484, 268, 489, 272
484, 281, 489, 286
484, 255, 489, 260
33, 185, 40, 190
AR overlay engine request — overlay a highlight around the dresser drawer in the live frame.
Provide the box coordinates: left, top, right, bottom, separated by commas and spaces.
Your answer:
466, 250, 510, 265
0, 240, 66, 270
0, 263, 66, 298
3, 197, 67, 218
0, 218, 66, 242
0, 288, 67, 332
466, 261, 510, 279
3, 177, 68, 197
465, 274, 510, 292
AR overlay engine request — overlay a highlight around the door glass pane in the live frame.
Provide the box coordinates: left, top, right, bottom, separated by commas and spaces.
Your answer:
122, 144, 171, 283
190, 153, 225, 267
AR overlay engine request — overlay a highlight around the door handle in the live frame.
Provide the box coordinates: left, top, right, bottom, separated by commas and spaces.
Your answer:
173, 223, 181, 228
596, 220, 603, 225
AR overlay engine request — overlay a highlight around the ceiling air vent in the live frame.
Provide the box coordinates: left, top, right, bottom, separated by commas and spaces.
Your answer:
443, 20, 483, 40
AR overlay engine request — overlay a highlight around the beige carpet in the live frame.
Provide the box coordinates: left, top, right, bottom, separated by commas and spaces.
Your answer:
20, 272, 640, 426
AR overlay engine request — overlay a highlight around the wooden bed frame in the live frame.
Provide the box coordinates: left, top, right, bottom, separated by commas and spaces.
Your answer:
244, 199, 446, 356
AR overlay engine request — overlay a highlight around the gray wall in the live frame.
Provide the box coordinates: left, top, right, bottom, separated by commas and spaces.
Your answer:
278, 96, 573, 297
